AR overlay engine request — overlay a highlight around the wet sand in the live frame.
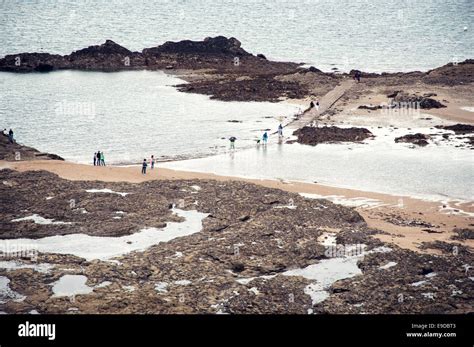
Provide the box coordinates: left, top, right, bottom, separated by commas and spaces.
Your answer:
2, 159, 472, 254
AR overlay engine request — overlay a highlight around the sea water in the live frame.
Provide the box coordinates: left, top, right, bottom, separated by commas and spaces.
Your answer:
1, 0, 472, 73
0, 70, 300, 163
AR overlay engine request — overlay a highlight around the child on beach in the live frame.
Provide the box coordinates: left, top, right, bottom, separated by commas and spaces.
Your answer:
142, 159, 148, 174
262, 132, 268, 145
151, 155, 155, 169
229, 136, 236, 150
100, 152, 105, 166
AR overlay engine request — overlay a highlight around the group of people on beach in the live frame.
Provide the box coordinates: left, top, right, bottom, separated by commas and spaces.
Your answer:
93, 151, 106, 166
93, 151, 156, 175
141, 155, 155, 175
230, 123, 285, 149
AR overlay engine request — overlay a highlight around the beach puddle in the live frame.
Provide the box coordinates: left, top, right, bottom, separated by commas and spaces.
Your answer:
379, 261, 398, 270
155, 282, 169, 293
438, 200, 474, 217
0, 276, 26, 304
300, 193, 386, 209
283, 245, 391, 307
283, 256, 363, 305
11, 214, 73, 225
0, 208, 208, 261
51, 275, 94, 297
0, 260, 54, 273
85, 188, 130, 197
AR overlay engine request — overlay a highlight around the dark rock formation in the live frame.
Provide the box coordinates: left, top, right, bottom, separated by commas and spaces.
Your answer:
386, 90, 402, 98
392, 92, 446, 109
0, 53, 69, 73
0, 133, 64, 161
345, 60, 474, 86
144, 36, 249, 56
394, 133, 430, 146
358, 104, 382, 110
0, 37, 297, 75
451, 228, 474, 241
176, 75, 309, 102
0, 37, 312, 102
67, 39, 142, 71
424, 59, 474, 85
293, 126, 373, 146
308, 66, 322, 73
435, 124, 474, 134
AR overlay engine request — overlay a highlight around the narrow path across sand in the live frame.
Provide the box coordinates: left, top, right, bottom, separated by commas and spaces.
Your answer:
287, 79, 355, 130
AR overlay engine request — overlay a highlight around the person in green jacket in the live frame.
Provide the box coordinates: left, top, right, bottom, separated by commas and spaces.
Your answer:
100, 151, 105, 166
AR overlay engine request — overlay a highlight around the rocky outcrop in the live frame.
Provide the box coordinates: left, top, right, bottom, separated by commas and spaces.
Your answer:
0, 53, 69, 73
67, 40, 144, 71
451, 228, 474, 241
391, 91, 446, 109
143, 36, 249, 56
293, 126, 373, 146
0, 37, 297, 74
0, 37, 310, 102
435, 124, 474, 134
346, 60, 474, 86
394, 133, 430, 146
424, 59, 474, 85
0, 133, 64, 161
176, 75, 309, 102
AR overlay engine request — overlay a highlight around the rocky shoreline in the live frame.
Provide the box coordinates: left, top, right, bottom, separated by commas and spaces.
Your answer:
0, 168, 472, 314
1, 37, 472, 102
0, 133, 64, 161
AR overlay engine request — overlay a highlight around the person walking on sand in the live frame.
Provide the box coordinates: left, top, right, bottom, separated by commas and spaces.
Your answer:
150, 155, 155, 170
100, 151, 105, 166
142, 159, 148, 175
93, 152, 97, 166
229, 136, 236, 150
8, 129, 14, 143
354, 70, 361, 83
262, 131, 268, 145
278, 124, 283, 137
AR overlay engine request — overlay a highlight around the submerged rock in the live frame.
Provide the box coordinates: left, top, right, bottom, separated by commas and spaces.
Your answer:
435, 124, 474, 134
394, 133, 430, 146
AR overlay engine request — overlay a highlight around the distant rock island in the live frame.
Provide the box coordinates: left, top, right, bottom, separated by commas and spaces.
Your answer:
1, 37, 473, 102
